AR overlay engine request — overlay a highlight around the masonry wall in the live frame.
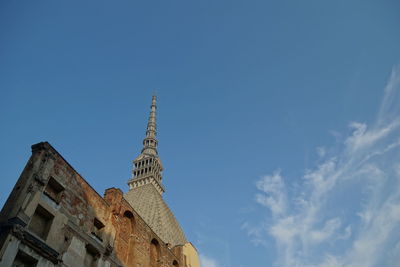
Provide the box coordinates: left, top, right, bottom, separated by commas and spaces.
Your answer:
0, 142, 188, 267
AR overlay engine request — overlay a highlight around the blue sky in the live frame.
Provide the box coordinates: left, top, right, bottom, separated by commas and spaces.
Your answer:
1, 1, 400, 266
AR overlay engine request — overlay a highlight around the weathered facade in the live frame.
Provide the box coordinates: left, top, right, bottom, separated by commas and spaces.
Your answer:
0, 96, 199, 267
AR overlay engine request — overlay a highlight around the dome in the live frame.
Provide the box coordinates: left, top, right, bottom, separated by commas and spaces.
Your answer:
124, 184, 187, 247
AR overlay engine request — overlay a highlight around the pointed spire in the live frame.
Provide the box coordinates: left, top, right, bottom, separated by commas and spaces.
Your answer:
128, 95, 165, 195
141, 95, 158, 155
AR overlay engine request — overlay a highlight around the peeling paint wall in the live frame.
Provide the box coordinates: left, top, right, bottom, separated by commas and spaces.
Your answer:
0, 142, 198, 267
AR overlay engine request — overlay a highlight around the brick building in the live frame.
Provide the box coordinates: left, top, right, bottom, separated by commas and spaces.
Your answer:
0, 96, 200, 267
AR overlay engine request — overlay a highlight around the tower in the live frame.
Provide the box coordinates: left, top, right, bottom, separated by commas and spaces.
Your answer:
0, 95, 200, 267
125, 95, 187, 247
127, 95, 165, 195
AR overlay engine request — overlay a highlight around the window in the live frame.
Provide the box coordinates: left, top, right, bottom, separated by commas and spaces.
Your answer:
44, 177, 64, 204
120, 211, 135, 241
12, 250, 38, 267
91, 218, 105, 242
28, 205, 54, 240
150, 239, 160, 266
84, 244, 99, 267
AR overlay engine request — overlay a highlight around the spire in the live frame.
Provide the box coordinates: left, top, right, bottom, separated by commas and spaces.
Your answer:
128, 95, 165, 195
141, 95, 158, 155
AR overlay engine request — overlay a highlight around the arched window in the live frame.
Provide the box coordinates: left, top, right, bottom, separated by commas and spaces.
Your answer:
150, 238, 160, 266
119, 211, 135, 265
173, 260, 179, 266
120, 211, 135, 241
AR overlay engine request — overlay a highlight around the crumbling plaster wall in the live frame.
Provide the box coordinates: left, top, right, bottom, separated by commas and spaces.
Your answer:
0, 142, 184, 267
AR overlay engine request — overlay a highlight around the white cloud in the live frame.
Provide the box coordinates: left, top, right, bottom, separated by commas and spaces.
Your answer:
316, 146, 326, 158
244, 67, 400, 267
304, 158, 337, 197
255, 171, 287, 217
309, 217, 341, 244
269, 216, 297, 245
378, 66, 400, 125
345, 120, 400, 153
338, 225, 351, 240
200, 254, 219, 267
319, 255, 341, 267
241, 222, 268, 247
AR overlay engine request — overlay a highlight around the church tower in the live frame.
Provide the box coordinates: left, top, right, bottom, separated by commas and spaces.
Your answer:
125, 95, 187, 247
127, 95, 165, 195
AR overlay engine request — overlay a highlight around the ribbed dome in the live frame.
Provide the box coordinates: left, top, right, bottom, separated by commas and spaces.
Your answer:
124, 184, 187, 247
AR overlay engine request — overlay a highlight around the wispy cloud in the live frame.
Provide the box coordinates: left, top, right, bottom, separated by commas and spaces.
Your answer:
244, 67, 400, 267
316, 146, 326, 158
255, 170, 287, 217
200, 254, 219, 267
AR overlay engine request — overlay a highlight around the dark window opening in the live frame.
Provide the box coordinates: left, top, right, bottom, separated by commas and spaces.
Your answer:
150, 238, 160, 266
84, 244, 99, 267
43, 177, 64, 204
91, 218, 105, 242
120, 211, 135, 242
28, 205, 54, 240
12, 250, 38, 267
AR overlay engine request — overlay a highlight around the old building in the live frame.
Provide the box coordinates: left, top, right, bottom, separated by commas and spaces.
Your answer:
0, 96, 200, 267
